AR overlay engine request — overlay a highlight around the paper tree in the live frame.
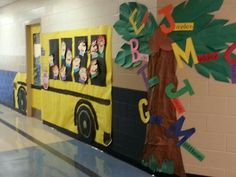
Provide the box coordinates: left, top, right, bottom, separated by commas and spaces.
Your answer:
114, 0, 236, 177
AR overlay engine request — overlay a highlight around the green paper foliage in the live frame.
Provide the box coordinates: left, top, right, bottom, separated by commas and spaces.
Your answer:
141, 155, 174, 175
161, 0, 236, 83
113, 2, 157, 68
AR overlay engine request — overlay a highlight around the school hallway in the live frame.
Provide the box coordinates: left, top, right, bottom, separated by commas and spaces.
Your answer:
0, 104, 152, 177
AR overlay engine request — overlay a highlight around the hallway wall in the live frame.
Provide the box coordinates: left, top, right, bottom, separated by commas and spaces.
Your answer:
1, 0, 236, 177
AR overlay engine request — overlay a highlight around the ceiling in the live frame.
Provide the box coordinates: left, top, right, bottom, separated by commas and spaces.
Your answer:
0, 0, 18, 8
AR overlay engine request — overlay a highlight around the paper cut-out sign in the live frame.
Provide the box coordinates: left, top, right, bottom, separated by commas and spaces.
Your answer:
174, 23, 194, 31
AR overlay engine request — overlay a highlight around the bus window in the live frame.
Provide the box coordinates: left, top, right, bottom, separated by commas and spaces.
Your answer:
49, 39, 59, 79
90, 35, 106, 86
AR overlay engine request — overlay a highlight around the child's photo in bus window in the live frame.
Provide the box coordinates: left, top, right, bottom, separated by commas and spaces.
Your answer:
90, 39, 98, 59
89, 59, 99, 79
61, 38, 72, 68
65, 48, 73, 81
78, 39, 87, 57
65, 49, 72, 67
52, 65, 59, 80
61, 40, 66, 66
49, 54, 54, 66
90, 35, 107, 86
73, 56, 81, 82
75, 37, 88, 68
60, 66, 66, 81
49, 54, 55, 79
79, 67, 88, 84
97, 35, 105, 58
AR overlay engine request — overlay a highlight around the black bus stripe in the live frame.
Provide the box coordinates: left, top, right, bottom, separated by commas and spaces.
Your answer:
16, 82, 110, 105
0, 117, 101, 177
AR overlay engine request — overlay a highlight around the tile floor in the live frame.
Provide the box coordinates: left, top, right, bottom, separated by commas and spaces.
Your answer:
0, 104, 153, 177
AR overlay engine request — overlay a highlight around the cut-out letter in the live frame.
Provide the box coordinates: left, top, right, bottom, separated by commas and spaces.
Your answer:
148, 76, 159, 88
172, 38, 198, 68
158, 4, 175, 34
138, 98, 150, 124
165, 79, 194, 98
171, 98, 185, 115
137, 64, 149, 90
166, 116, 196, 147
150, 115, 163, 125
181, 141, 205, 161
225, 42, 236, 65
130, 38, 141, 63
129, 8, 145, 35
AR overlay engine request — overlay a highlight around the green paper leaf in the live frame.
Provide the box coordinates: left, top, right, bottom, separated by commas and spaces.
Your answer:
161, 160, 174, 174
119, 3, 130, 21
148, 155, 159, 172
170, 0, 223, 22
123, 54, 133, 68
113, 20, 130, 36
194, 53, 231, 82
115, 51, 126, 66
195, 64, 210, 78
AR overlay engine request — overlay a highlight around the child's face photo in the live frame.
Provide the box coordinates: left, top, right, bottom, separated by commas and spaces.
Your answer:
91, 40, 98, 53
66, 49, 72, 66
60, 66, 66, 76
78, 41, 86, 54
61, 41, 66, 55
90, 60, 98, 74
53, 65, 59, 77
49, 54, 54, 64
79, 67, 87, 82
73, 57, 81, 69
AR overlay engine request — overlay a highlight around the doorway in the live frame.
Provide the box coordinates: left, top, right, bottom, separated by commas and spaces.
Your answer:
26, 24, 42, 119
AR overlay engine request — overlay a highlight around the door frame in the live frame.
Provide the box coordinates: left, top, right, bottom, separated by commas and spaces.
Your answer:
25, 23, 41, 117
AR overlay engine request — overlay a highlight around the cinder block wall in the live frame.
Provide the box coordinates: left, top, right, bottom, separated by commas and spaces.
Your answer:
0, 0, 236, 176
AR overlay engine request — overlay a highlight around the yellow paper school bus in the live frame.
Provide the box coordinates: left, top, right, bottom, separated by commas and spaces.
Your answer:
13, 26, 112, 146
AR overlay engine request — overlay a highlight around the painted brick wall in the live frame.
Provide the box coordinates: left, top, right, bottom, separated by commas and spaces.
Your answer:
0, 0, 236, 176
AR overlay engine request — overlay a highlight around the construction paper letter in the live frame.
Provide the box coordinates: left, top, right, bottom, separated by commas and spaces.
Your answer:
225, 42, 236, 65
148, 76, 159, 88
166, 116, 196, 146
137, 64, 149, 90
181, 141, 205, 161
150, 115, 163, 125
165, 79, 194, 98
158, 4, 175, 34
129, 8, 145, 35
138, 98, 150, 124
130, 38, 141, 63
172, 37, 198, 68
171, 98, 185, 115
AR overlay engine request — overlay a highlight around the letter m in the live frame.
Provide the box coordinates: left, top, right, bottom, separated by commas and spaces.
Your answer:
166, 116, 196, 147
172, 37, 198, 69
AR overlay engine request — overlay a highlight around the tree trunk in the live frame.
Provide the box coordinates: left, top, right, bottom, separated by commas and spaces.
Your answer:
142, 29, 186, 177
